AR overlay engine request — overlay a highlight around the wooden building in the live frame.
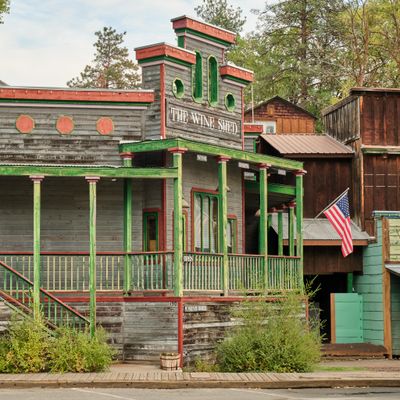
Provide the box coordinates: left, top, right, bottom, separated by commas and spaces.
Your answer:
0, 16, 305, 364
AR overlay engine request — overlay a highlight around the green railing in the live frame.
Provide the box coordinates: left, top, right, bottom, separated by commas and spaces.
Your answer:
131, 252, 174, 291
268, 256, 301, 290
183, 252, 223, 291
228, 254, 264, 290
0, 260, 89, 330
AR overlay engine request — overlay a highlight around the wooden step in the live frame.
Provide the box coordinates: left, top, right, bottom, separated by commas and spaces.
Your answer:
322, 343, 387, 359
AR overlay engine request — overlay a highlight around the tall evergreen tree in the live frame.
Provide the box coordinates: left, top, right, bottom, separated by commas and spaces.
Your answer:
0, 0, 10, 24
67, 27, 140, 89
195, 0, 246, 33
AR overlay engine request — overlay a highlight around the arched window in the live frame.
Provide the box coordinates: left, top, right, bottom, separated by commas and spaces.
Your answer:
192, 51, 203, 101
208, 56, 218, 106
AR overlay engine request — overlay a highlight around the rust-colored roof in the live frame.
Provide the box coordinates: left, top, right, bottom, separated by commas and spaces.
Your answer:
260, 134, 353, 158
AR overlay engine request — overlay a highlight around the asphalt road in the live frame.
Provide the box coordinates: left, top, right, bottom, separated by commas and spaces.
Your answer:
0, 388, 400, 400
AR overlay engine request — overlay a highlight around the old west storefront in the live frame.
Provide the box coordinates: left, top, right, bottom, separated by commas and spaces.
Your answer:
0, 16, 305, 364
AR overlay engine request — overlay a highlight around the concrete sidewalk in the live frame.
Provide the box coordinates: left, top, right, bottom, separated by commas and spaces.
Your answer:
0, 360, 400, 389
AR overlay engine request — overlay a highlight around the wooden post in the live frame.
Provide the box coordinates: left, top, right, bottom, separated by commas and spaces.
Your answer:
170, 148, 186, 297
295, 170, 306, 286
121, 153, 133, 294
288, 202, 295, 256
347, 272, 354, 293
86, 176, 99, 337
30, 176, 44, 320
277, 207, 284, 256
218, 156, 230, 295
259, 164, 270, 289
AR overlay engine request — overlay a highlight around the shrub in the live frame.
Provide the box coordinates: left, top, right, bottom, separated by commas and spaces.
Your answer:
216, 293, 321, 373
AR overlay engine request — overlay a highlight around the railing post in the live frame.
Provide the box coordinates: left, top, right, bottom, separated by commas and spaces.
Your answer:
121, 152, 133, 294
218, 156, 230, 295
288, 202, 296, 256
170, 148, 186, 297
277, 206, 284, 256
295, 170, 306, 288
259, 164, 270, 290
30, 175, 44, 320
86, 176, 99, 337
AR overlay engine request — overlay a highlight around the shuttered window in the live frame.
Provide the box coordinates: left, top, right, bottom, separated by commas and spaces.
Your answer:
208, 56, 218, 106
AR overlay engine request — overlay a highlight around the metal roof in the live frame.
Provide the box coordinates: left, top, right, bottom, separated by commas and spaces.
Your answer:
385, 264, 400, 277
260, 134, 353, 157
270, 215, 371, 245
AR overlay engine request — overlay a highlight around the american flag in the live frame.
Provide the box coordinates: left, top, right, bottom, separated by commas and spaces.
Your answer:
323, 193, 353, 257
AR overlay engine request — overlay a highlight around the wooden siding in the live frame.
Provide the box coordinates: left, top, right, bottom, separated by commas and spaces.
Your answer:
304, 246, 363, 275
363, 154, 400, 235
388, 218, 400, 261
323, 96, 360, 143
354, 220, 384, 345
361, 93, 400, 146
244, 98, 315, 134
0, 106, 143, 165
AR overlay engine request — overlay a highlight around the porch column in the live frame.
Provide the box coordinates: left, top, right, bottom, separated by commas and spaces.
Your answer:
86, 176, 99, 337
218, 156, 230, 296
295, 170, 306, 280
277, 207, 284, 256
121, 152, 133, 294
259, 164, 270, 289
170, 148, 186, 297
288, 202, 296, 256
30, 175, 44, 320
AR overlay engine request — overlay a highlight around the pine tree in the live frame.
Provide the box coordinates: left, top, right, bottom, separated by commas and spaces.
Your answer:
67, 27, 140, 89
0, 0, 10, 24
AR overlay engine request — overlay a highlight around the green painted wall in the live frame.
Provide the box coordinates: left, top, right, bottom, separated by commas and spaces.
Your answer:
391, 274, 400, 356
354, 219, 384, 345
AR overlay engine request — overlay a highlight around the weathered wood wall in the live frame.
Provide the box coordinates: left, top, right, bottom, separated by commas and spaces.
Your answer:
0, 106, 143, 165
244, 97, 315, 134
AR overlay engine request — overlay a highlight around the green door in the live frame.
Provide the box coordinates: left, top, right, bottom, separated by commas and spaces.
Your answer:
331, 293, 363, 343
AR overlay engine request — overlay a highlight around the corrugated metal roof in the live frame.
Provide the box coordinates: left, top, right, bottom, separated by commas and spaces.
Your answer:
271, 215, 371, 243
260, 134, 353, 157
0, 163, 120, 168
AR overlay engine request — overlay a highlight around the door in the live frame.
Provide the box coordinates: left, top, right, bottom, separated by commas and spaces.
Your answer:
331, 293, 363, 343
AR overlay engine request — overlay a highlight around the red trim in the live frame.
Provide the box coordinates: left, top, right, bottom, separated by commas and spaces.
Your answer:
0, 251, 174, 256
241, 175, 246, 253
160, 64, 166, 139
241, 89, 245, 150
162, 152, 167, 251
220, 65, 253, 83
0, 88, 154, 103
178, 298, 184, 367
216, 156, 231, 163
259, 163, 271, 170
294, 169, 307, 176
244, 123, 263, 134
172, 16, 236, 45
168, 147, 187, 154
136, 44, 196, 64
119, 152, 134, 160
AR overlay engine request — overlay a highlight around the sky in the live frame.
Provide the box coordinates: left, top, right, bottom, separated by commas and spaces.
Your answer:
0, 0, 267, 87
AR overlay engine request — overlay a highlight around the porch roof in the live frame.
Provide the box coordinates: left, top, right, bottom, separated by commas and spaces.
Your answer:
119, 138, 303, 171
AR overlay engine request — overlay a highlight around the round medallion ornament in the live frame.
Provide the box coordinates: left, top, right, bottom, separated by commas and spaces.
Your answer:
96, 117, 114, 135
16, 115, 35, 134
56, 115, 74, 135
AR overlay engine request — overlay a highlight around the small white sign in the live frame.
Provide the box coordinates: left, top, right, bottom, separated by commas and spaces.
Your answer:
238, 162, 249, 169
197, 154, 208, 162
244, 171, 256, 180
277, 169, 287, 176
184, 305, 208, 313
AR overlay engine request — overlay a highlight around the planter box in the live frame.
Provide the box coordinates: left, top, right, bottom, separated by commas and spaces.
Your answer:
160, 352, 180, 370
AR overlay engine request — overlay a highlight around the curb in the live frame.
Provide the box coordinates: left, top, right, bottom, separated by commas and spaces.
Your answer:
1, 378, 400, 390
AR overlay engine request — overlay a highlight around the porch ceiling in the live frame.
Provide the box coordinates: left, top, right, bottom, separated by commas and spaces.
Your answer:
119, 138, 303, 171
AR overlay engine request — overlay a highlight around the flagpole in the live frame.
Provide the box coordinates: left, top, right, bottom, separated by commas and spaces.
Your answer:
314, 188, 350, 219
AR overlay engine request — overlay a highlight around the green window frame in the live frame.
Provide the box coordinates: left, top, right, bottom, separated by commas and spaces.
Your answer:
208, 56, 219, 106
143, 211, 159, 251
172, 78, 185, 98
192, 51, 203, 101
194, 192, 219, 253
227, 217, 237, 254
225, 93, 236, 111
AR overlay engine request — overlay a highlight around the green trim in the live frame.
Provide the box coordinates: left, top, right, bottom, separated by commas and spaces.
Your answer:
177, 35, 185, 48
119, 138, 303, 171
175, 28, 232, 47
173, 153, 183, 297
225, 93, 236, 112
0, 165, 177, 179
362, 147, 400, 155
278, 210, 284, 256
208, 56, 219, 107
221, 75, 251, 86
227, 217, 237, 254
32, 179, 41, 320
172, 78, 185, 99
138, 55, 193, 68
88, 179, 97, 338
0, 99, 152, 107
192, 51, 203, 102
347, 272, 354, 293
123, 156, 133, 293
289, 206, 295, 256
259, 168, 268, 289
143, 212, 159, 252
295, 174, 304, 289
245, 181, 296, 196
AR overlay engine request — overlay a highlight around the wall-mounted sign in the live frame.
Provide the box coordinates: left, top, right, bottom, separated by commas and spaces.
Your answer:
389, 219, 400, 261
166, 100, 241, 141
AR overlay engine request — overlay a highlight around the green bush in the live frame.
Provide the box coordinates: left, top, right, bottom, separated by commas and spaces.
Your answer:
0, 317, 113, 373
216, 293, 321, 373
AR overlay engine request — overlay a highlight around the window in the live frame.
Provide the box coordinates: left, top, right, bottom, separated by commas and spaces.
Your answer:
261, 121, 276, 134
192, 51, 203, 101
227, 217, 237, 254
208, 56, 218, 106
225, 93, 236, 111
194, 192, 219, 253
143, 211, 159, 251
172, 78, 185, 98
